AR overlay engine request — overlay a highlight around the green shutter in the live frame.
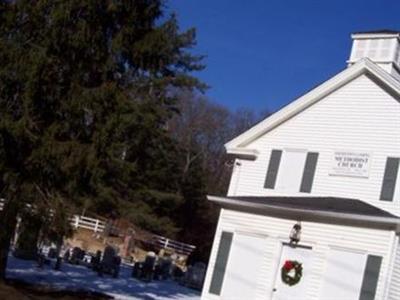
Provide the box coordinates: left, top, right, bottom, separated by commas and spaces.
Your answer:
264, 150, 282, 189
209, 231, 233, 295
359, 255, 382, 300
300, 152, 319, 193
380, 157, 399, 201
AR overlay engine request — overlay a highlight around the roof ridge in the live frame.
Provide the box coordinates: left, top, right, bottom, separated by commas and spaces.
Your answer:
353, 29, 400, 35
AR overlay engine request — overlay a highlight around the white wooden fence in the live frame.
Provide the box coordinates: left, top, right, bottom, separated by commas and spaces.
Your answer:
151, 234, 196, 256
0, 198, 196, 255
0, 199, 106, 233
70, 215, 106, 233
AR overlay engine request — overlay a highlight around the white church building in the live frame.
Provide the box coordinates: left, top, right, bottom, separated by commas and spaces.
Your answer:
201, 30, 400, 300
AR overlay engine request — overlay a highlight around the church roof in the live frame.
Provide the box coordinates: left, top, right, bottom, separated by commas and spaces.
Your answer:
208, 195, 400, 231
353, 29, 400, 35
225, 58, 400, 158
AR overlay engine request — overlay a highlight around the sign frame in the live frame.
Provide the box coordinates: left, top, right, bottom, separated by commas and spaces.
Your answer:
329, 151, 371, 178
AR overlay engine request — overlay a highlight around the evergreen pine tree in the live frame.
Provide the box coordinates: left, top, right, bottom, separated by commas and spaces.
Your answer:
0, 0, 204, 279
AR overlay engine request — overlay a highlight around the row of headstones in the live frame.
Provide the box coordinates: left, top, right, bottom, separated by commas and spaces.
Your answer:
131, 252, 206, 290
35, 244, 205, 288
33, 244, 122, 277
63, 245, 122, 278
132, 252, 174, 281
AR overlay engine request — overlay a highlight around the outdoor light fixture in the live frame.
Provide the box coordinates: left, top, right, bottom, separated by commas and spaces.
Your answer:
289, 221, 302, 245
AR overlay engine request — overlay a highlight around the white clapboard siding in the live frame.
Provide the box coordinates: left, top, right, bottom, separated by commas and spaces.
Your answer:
228, 74, 400, 215
388, 239, 400, 300
201, 209, 394, 300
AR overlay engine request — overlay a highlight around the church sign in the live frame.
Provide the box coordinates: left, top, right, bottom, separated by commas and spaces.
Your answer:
330, 151, 370, 178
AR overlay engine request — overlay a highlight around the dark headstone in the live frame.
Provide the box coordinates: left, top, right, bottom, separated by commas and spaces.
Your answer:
98, 245, 120, 277
63, 248, 71, 262
132, 262, 143, 278
142, 252, 157, 282
54, 256, 62, 270
91, 250, 102, 271
70, 247, 83, 264
157, 257, 172, 280
112, 256, 121, 278
48, 248, 57, 259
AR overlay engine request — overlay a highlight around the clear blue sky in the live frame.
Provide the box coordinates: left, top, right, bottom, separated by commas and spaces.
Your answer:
168, 0, 400, 112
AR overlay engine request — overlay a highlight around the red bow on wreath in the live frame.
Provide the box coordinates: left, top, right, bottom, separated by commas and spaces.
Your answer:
283, 260, 294, 271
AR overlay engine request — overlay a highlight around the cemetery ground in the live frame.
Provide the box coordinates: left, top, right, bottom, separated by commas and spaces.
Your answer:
4, 254, 201, 300
1, 226, 202, 299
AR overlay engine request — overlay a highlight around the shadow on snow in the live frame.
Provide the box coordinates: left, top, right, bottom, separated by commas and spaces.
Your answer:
6, 255, 200, 300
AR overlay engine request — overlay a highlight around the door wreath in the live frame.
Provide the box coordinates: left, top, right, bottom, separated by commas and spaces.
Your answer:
281, 260, 303, 286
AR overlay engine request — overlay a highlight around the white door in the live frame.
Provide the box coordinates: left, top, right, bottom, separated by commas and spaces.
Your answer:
272, 244, 314, 300
319, 248, 367, 300
222, 233, 266, 300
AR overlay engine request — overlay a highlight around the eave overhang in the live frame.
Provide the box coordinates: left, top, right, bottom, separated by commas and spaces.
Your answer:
226, 148, 259, 160
208, 195, 400, 232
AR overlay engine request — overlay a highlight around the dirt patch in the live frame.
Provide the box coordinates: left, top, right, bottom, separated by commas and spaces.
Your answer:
0, 279, 113, 300
66, 228, 123, 254
65, 228, 152, 262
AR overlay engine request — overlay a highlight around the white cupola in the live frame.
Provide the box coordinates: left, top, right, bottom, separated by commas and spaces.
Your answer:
348, 30, 400, 80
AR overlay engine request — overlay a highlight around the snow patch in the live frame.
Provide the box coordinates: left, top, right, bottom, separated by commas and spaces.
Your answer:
6, 255, 200, 300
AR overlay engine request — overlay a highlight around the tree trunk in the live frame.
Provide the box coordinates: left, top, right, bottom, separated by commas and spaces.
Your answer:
0, 199, 19, 281
0, 243, 10, 281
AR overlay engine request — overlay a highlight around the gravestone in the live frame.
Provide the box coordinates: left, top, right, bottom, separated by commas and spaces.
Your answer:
156, 256, 172, 280
63, 247, 71, 262
54, 256, 62, 270
132, 261, 144, 278
48, 247, 57, 259
182, 262, 206, 290
70, 247, 85, 264
112, 255, 121, 278
102, 245, 116, 268
91, 250, 102, 271
99, 245, 120, 277
142, 252, 157, 282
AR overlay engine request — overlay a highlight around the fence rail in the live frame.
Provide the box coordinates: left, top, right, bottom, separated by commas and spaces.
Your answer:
152, 234, 196, 256
0, 199, 106, 233
0, 198, 196, 255
70, 215, 106, 233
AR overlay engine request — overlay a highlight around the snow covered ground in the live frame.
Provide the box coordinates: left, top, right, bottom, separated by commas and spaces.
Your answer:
6, 255, 201, 300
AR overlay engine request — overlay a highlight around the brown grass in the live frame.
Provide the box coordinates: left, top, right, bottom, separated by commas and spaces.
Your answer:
65, 228, 124, 253
65, 228, 149, 262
